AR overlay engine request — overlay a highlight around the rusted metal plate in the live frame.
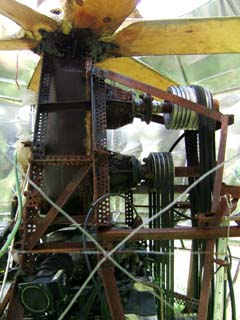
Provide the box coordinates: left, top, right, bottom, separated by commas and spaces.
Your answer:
27, 165, 92, 249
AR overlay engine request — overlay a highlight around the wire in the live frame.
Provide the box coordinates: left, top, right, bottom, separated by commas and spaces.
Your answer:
81, 194, 126, 311
2, 150, 240, 319
0, 163, 30, 302
0, 155, 23, 258
82, 193, 134, 271
1, 152, 175, 319
168, 132, 185, 153
81, 193, 139, 313
173, 208, 192, 220
227, 266, 236, 320
0, 240, 14, 302
83, 192, 138, 261
107, 152, 240, 259
227, 245, 232, 270
46, 152, 240, 318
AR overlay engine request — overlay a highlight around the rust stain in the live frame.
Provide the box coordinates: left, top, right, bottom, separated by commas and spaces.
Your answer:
84, 111, 92, 156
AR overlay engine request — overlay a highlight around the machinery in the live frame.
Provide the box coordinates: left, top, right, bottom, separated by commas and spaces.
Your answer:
0, 1, 240, 320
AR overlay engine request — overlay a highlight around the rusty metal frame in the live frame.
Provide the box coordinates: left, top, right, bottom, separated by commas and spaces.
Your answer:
8, 226, 240, 255
2, 66, 239, 320
197, 116, 229, 319
97, 226, 240, 242
96, 68, 235, 320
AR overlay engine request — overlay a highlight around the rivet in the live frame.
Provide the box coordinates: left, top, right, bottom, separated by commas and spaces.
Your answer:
103, 16, 111, 23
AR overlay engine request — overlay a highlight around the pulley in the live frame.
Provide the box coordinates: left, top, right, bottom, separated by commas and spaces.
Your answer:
144, 152, 174, 193
164, 85, 213, 130
144, 152, 175, 319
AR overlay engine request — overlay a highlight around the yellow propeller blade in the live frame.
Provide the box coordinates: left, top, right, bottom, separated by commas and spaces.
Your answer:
0, 38, 39, 50
28, 57, 43, 93
0, 0, 59, 37
95, 57, 177, 90
64, 0, 140, 35
112, 17, 240, 56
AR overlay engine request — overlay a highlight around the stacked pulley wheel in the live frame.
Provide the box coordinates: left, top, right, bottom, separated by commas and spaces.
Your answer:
182, 85, 216, 314
164, 86, 214, 130
144, 152, 175, 319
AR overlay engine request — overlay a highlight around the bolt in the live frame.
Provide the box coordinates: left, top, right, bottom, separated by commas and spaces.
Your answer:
103, 16, 111, 23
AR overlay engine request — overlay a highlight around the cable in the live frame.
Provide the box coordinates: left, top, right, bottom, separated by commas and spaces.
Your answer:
2, 153, 175, 319
173, 208, 192, 220
0, 155, 23, 258
83, 192, 138, 238
59, 152, 240, 319
82, 192, 138, 275
2, 150, 240, 319
227, 245, 232, 270
225, 245, 236, 320
168, 132, 185, 153
227, 266, 236, 320
107, 153, 239, 259
0, 241, 14, 302
0, 162, 30, 302
82, 193, 139, 314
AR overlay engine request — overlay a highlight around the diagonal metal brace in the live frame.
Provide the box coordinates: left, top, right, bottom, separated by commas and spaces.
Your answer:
6, 281, 24, 320
99, 68, 224, 123
27, 165, 92, 249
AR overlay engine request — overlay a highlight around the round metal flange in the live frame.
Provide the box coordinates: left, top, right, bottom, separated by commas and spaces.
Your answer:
165, 86, 179, 129
145, 152, 174, 192
164, 86, 199, 130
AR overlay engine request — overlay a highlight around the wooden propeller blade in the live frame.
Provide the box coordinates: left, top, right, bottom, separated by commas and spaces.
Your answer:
64, 0, 140, 35
0, 38, 39, 50
0, 0, 59, 37
95, 57, 177, 90
28, 57, 43, 93
112, 17, 240, 56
